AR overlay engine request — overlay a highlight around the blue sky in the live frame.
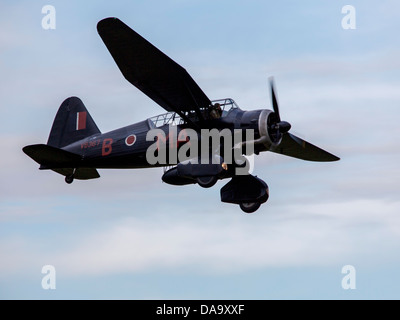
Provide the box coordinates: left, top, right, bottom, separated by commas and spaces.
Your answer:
1, 0, 400, 299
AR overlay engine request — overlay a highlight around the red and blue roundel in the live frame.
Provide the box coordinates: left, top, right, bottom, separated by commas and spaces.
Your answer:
125, 134, 136, 146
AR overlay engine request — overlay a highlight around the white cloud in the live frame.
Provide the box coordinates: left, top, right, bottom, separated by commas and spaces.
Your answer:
2, 198, 400, 277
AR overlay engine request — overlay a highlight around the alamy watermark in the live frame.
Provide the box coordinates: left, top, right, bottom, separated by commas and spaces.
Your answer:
41, 265, 56, 290
341, 265, 356, 290
146, 126, 256, 175
41, 5, 56, 30
341, 5, 356, 30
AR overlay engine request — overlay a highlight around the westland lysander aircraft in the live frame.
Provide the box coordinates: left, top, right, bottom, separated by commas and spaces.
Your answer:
23, 17, 339, 213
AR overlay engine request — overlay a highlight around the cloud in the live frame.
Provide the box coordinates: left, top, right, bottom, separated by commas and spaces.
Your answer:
2, 197, 400, 277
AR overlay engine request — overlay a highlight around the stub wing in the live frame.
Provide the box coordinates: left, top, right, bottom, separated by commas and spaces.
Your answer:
97, 17, 211, 122
270, 133, 340, 162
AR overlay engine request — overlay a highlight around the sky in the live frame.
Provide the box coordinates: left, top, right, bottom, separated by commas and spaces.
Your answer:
1, 0, 400, 299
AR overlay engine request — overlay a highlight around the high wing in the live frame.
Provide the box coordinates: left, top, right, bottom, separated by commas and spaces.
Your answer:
270, 133, 340, 162
97, 17, 211, 125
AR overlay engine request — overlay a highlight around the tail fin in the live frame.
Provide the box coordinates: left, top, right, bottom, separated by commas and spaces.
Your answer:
47, 97, 101, 148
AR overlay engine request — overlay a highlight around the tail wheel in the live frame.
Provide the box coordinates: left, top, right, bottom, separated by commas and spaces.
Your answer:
239, 202, 261, 213
197, 176, 218, 188
65, 174, 74, 184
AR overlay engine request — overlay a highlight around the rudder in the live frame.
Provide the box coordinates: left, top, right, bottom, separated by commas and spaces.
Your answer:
47, 97, 101, 148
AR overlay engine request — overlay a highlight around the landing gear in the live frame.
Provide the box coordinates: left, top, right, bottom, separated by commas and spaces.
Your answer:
197, 176, 218, 188
65, 174, 74, 184
239, 202, 261, 214
65, 169, 76, 184
220, 175, 269, 214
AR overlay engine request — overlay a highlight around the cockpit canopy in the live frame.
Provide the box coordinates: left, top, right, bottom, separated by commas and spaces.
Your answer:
148, 98, 239, 128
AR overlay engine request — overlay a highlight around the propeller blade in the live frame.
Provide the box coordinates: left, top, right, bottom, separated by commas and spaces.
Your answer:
265, 76, 339, 162
270, 133, 340, 162
269, 76, 280, 121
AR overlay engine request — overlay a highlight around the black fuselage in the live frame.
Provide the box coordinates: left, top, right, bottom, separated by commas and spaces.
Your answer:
62, 108, 264, 169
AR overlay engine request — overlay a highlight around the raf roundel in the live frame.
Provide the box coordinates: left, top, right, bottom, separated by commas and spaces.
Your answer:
125, 134, 136, 146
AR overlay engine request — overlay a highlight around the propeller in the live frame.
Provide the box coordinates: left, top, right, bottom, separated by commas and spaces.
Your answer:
265, 77, 340, 161
268, 77, 291, 142
232, 76, 340, 162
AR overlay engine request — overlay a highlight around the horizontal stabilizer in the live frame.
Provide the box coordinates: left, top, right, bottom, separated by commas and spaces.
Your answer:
22, 144, 99, 180
51, 167, 100, 180
270, 133, 340, 162
23, 144, 81, 167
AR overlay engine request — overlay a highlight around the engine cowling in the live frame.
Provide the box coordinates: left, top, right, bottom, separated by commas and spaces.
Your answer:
257, 109, 282, 150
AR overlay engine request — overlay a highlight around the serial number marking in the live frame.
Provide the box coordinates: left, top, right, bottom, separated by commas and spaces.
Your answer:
81, 139, 101, 149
